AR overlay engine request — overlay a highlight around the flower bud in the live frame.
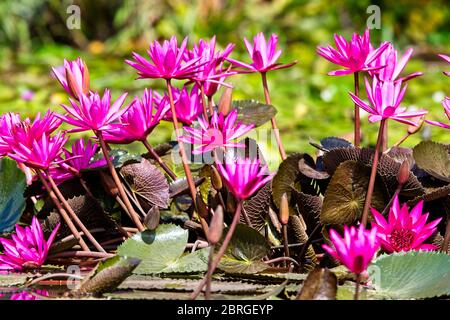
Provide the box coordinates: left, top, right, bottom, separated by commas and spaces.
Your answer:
280, 192, 290, 225
210, 165, 223, 190
195, 194, 209, 219
397, 159, 410, 185
82, 60, 90, 95
407, 116, 424, 134
144, 206, 160, 230
218, 87, 233, 116
208, 206, 224, 245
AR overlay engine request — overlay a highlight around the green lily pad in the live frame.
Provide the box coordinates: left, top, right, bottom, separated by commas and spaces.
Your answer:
0, 158, 26, 233
117, 224, 188, 274
218, 224, 270, 274
233, 100, 277, 127
161, 248, 209, 274
369, 251, 450, 299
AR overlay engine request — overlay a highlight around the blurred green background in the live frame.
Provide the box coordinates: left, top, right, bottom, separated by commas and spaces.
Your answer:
0, 0, 449, 161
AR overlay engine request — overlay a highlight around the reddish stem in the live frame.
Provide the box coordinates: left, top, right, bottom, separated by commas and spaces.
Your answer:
361, 119, 387, 226
96, 131, 145, 231
191, 201, 242, 300
166, 79, 209, 237
354, 72, 361, 147
261, 72, 287, 160
142, 139, 177, 180
36, 170, 90, 251
48, 251, 114, 259
354, 273, 361, 300
46, 172, 106, 253
282, 224, 290, 267
443, 219, 450, 254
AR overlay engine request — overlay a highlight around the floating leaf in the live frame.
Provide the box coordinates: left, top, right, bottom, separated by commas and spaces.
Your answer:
120, 158, 169, 208
0, 158, 26, 233
321, 161, 386, 225
218, 224, 270, 274
296, 268, 337, 300
413, 141, 450, 182
369, 251, 450, 299
242, 182, 272, 231
387, 147, 415, 168
320, 137, 353, 150
288, 214, 317, 272
169, 176, 205, 198
117, 224, 188, 274
161, 248, 209, 273
298, 158, 330, 180
0, 273, 29, 287
88, 149, 142, 170
322, 147, 361, 175
233, 100, 277, 127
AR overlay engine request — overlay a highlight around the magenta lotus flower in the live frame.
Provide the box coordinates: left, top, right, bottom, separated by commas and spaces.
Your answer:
179, 109, 254, 154
21, 89, 35, 102
0, 217, 60, 271
8, 132, 68, 170
349, 77, 427, 126
368, 43, 422, 82
322, 225, 380, 275
59, 89, 128, 133
126, 36, 203, 80
215, 156, 274, 200
48, 138, 106, 184
163, 85, 204, 125
52, 57, 90, 99
227, 32, 296, 73
438, 54, 450, 76
425, 97, 450, 130
371, 196, 442, 253
0, 112, 21, 157
317, 29, 389, 76
9, 290, 49, 300
103, 89, 169, 144
187, 37, 236, 96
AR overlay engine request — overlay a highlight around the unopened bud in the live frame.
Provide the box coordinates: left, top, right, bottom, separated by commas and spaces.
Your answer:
65, 68, 81, 100
144, 206, 160, 230
397, 159, 410, 185
195, 194, 209, 219
99, 171, 119, 197
407, 116, 424, 134
280, 193, 290, 225
218, 87, 233, 116
82, 61, 90, 95
210, 165, 223, 190
208, 206, 224, 245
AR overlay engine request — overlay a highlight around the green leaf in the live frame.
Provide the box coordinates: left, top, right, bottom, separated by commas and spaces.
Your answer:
161, 248, 209, 273
413, 141, 450, 182
218, 224, 270, 274
233, 100, 277, 127
369, 251, 450, 299
117, 224, 188, 274
0, 158, 26, 233
88, 149, 142, 170
0, 273, 30, 287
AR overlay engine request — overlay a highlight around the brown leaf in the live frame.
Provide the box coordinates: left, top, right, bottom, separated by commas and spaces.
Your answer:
296, 268, 337, 300
121, 158, 170, 208
242, 182, 272, 231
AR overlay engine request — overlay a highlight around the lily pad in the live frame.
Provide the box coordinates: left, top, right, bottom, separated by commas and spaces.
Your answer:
161, 248, 209, 273
369, 251, 450, 299
218, 224, 270, 274
233, 100, 277, 127
88, 149, 142, 170
242, 182, 272, 231
320, 161, 386, 225
120, 158, 170, 208
413, 141, 450, 182
0, 158, 26, 233
117, 224, 188, 274
296, 268, 337, 300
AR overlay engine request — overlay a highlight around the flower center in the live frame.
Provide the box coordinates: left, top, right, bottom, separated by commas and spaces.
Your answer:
390, 228, 414, 251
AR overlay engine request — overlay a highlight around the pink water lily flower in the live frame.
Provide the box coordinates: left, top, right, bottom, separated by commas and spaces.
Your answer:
59, 89, 128, 133
227, 32, 296, 73
0, 217, 60, 271
368, 43, 422, 82
371, 196, 441, 253
349, 77, 427, 125
187, 37, 236, 96
8, 132, 68, 170
163, 85, 204, 125
0, 112, 21, 157
48, 138, 106, 184
126, 36, 203, 80
317, 29, 389, 76
52, 57, 90, 99
103, 89, 169, 144
215, 156, 274, 200
179, 109, 254, 154
425, 97, 450, 130
322, 225, 380, 275
438, 54, 450, 76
